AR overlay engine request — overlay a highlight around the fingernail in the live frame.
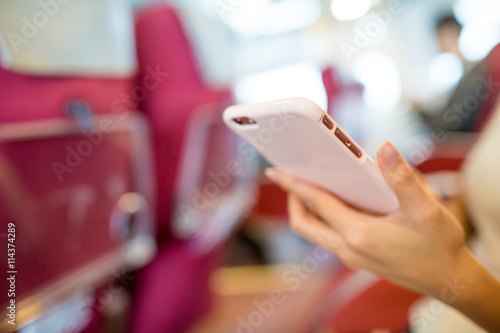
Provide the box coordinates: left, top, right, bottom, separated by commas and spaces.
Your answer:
380, 142, 400, 167
265, 168, 280, 182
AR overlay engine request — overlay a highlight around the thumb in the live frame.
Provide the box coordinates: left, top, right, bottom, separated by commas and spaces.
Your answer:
377, 141, 427, 211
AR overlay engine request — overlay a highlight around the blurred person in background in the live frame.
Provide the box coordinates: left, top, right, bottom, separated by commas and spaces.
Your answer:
435, 15, 468, 68
415, 14, 499, 133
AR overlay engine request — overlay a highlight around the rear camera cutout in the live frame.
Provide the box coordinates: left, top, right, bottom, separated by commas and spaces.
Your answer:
233, 117, 257, 125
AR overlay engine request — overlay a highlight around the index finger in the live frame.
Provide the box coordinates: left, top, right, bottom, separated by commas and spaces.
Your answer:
266, 168, 362, 234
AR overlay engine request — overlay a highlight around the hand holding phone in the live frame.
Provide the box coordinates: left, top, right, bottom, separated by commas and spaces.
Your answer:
223, 97, 399, 214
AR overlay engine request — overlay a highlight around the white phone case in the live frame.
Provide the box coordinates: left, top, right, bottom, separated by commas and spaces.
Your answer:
223, 97, 399, 214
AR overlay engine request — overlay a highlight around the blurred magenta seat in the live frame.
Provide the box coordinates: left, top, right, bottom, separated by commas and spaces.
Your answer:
0, 64, 157, 333
0, 67, 134, 123
132, 3, 232, 242
322, 66, 364, 117
128, 4, 242, 333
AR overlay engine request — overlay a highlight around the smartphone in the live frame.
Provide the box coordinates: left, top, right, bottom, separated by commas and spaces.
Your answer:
223, 97, 399, 214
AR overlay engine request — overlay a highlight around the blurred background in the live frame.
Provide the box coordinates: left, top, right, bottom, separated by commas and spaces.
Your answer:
0, 0, 499, 332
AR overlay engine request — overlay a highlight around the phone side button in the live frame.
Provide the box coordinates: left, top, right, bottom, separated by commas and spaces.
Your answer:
322, 115, 334, 130
335, 128, 362, 158
348, 144, 362, 158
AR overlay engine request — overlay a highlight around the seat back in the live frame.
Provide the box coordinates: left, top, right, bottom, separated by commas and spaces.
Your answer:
0, 67, 156, 331
0, 66, 134, 123
127, 4, 255, 333
134, 3, 233, 242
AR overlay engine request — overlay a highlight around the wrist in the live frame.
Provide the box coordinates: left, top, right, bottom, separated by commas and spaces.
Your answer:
431, 248, 500, 332
432, 248, 473, 304
421, 247, 470, 305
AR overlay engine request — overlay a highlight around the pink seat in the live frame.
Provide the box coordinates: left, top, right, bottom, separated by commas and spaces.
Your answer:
0, 67, 134, 123
132, 3, 232, 241
0, 66, 156, 332
128, 4, 246, 332
322, 66, 364, 117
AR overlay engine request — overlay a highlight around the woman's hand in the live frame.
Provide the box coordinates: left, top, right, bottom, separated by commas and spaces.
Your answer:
267, 142, 500, 332
266, 142, 468, 298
